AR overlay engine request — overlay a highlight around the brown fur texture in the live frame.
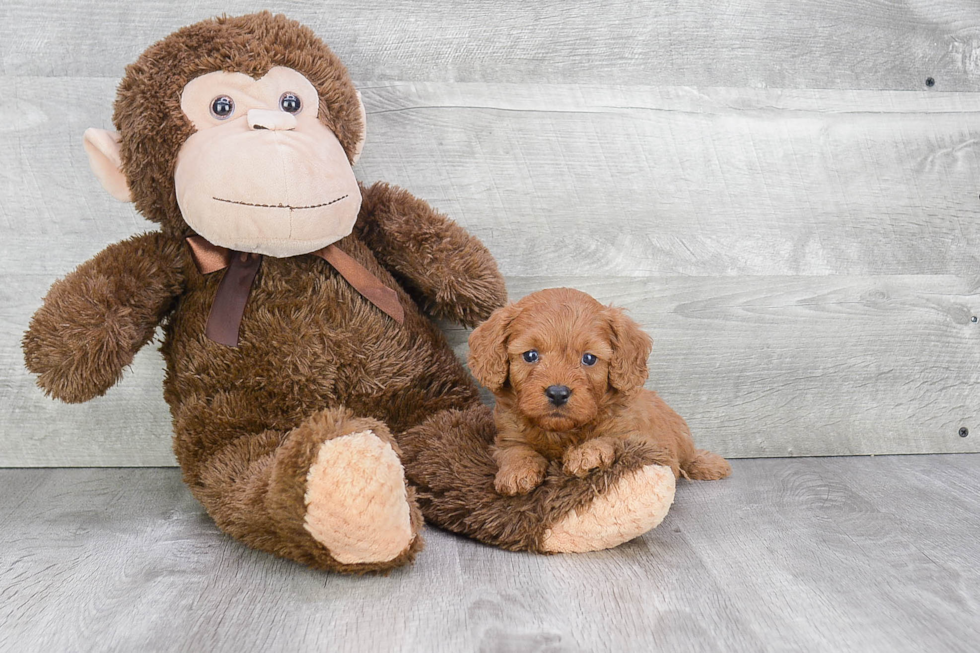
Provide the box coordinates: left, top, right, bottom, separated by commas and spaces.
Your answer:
468, 288, 732, 496
22, 233, 185, 404
22, 13, 692, 571
397, 404, 676, 552
113, 12, 364, 238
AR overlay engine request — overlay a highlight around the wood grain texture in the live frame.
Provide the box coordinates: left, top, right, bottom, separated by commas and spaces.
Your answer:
1, 458, 978, 652
5, 79, 980, 278
3, 0, 980, 90
2, 75, 978, 464
358, 83, 980, 279
4, 274, 977, 464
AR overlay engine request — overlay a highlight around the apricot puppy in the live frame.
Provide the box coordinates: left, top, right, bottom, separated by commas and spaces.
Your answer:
468, 288, 731, 496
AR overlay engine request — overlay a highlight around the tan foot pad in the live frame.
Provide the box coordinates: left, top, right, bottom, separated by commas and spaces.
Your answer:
304, 430, 414, 564
540, 464, 676, 553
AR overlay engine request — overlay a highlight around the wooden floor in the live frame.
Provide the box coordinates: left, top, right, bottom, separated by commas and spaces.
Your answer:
1, 456, 977, 652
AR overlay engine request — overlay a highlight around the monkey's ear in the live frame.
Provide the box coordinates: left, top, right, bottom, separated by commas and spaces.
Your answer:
83, 128, 132, 202
350, 91, 366, 166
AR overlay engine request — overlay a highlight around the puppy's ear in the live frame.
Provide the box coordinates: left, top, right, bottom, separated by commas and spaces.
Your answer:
468, 303, 519, 392
605, 306, 653, 394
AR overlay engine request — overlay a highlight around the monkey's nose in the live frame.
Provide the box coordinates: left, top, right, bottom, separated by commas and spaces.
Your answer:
545, 385, 571, 407
247, 109, 297, 131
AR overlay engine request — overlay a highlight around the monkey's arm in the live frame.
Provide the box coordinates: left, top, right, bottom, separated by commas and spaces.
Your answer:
22, 232, 186, 403
355, 182, 507, 327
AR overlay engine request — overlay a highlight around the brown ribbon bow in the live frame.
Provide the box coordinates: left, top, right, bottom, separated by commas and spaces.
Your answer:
186, 236, 404, 347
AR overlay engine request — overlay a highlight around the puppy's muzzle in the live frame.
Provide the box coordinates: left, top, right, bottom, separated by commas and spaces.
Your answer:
545, 385, 572, 407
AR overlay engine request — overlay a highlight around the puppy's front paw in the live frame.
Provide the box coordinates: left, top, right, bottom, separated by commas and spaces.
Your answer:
563, 439, 619, 477
495, 458, 548, 496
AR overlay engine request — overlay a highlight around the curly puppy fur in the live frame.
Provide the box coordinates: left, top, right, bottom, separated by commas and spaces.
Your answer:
23, 12, 685, 570
468, 288, 732, 496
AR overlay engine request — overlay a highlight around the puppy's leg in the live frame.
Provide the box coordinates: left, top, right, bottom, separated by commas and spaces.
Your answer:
683, 449, 732, 480
563, 437, 621, 477
643, 391, 731, 481
494, 444, 549, 495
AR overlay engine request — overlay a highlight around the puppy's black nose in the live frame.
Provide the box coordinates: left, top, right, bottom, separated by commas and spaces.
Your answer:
545, 385, 571, 406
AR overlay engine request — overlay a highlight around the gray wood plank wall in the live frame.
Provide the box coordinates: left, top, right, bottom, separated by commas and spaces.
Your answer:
1, 0, 978, 465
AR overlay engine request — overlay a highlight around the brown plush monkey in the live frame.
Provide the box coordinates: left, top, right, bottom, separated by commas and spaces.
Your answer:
23, 12, 677, 573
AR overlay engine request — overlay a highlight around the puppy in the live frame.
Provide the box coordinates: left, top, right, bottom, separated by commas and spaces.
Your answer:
468, 288, 731, 496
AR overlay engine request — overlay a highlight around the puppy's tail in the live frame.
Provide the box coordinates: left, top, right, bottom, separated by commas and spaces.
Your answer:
682, 449, 732, 481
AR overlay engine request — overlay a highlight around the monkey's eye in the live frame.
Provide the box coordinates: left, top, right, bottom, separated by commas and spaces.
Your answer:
279, 92, 302, 114
210, 96, 235, 120
522, 350, 539, 364
582, 353, 598, 366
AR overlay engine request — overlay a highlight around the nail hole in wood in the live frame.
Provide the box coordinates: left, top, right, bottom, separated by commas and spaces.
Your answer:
960, 427, 970, 437
925, 77, 935, 87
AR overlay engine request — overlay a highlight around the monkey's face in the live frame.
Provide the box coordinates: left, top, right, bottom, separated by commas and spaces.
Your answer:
173, 67, 362, 257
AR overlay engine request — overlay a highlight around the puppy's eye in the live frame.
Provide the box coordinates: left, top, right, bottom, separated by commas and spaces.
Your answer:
522, 350, 539, 363
582, 353, 598, 366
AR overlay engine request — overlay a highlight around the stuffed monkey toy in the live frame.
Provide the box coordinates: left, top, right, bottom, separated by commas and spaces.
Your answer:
22, 12, 677, 573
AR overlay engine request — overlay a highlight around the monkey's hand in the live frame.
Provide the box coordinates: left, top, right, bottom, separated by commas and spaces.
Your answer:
22, 232, 185, 403
355, 182, 507, 327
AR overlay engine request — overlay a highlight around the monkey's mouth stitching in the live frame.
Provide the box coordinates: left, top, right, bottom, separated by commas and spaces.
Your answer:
211, 194, 349, 210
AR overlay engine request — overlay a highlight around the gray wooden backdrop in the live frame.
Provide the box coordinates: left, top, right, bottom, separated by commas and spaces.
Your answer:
1, 0, 978, 465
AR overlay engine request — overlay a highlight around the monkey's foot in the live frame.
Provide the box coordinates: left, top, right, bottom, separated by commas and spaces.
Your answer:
540, 464, 675, 553
304, 429, 416, 564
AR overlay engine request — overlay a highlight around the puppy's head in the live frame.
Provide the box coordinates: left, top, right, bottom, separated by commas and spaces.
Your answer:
468, 288, 652, 431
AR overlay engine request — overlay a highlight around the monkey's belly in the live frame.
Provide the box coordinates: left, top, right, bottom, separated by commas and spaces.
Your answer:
161, 270, 472, 432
